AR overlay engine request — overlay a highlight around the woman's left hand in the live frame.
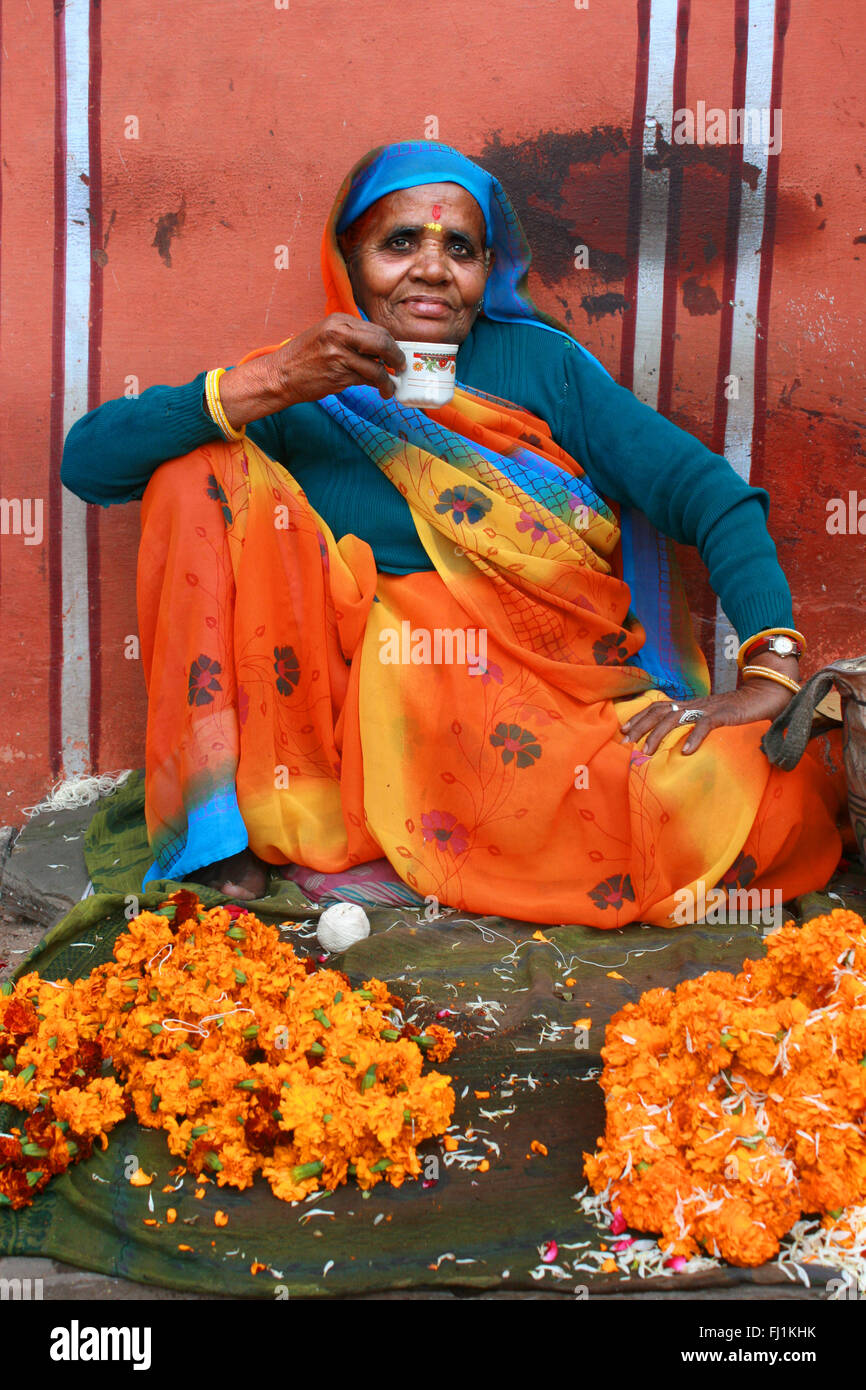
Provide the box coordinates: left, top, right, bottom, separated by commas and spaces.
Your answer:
620, 677, 794, 756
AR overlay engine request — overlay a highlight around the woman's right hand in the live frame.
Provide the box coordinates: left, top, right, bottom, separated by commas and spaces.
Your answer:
218, 314, 407, 429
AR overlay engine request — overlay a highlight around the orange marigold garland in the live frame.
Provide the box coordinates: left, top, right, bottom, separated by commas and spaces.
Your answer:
0, 893, 455, 1210
583, 910, 866, 1267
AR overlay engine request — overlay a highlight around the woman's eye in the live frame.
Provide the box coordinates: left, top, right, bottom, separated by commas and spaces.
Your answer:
386, 236, 472, 255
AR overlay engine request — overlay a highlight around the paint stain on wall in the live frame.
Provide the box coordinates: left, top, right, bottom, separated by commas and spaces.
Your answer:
477, 124, 826, 314
153, 196, 187, 267
92, 207, 116, 269
682, 277, 721, 316
646, 126, 762, 189
582, 292, 630, 322
477, 128, 629, 287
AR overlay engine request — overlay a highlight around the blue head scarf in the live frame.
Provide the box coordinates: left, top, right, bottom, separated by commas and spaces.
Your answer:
335, 140, 609, 375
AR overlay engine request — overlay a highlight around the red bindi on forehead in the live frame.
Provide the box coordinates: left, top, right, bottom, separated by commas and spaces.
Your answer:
432, 203, 441, 219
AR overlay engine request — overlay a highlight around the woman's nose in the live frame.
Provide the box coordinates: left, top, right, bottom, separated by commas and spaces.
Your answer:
409, 241, 450, 278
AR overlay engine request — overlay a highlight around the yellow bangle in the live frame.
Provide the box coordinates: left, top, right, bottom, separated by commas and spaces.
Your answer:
741, 664, 801, 695
736, 627, 806, 671
205, 368, 246, 442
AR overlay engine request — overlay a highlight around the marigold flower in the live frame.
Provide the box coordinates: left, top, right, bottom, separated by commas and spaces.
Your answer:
584, 910, 866, 1267
0, 895, 456, 1209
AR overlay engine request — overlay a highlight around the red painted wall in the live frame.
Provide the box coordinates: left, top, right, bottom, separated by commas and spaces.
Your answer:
0, 0, 863, 815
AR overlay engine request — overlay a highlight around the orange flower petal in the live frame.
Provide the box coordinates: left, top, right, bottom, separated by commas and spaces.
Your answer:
128, 1167, 154, 1187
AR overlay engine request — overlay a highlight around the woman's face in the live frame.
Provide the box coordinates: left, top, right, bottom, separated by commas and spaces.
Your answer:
340, 182, 493, 344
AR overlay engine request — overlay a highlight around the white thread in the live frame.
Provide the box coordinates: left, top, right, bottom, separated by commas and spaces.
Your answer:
160, 1005, 256, 1039
21, 769, 133, 817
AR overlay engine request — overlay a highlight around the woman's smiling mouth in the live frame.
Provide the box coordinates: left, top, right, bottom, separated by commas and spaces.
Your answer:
403, 296, 452, 317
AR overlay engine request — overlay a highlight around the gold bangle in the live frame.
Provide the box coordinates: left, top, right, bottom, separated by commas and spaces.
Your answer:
205, 368, 246, 442
741, 664, 801, 695
736, 627, 806, 671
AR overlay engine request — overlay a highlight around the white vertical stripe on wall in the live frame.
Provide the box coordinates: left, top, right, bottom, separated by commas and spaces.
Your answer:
61, 0, 92, 776
713, 0, 776, 692
631, 0, 679, 409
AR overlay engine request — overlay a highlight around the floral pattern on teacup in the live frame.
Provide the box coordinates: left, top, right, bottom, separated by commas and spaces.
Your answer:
412, 351, 457, 375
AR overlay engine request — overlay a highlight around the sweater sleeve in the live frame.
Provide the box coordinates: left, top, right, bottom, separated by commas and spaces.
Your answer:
554, 340, 794, 643
60, 367, 288, 506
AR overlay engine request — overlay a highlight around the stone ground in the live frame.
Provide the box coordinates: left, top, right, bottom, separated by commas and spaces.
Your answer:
0, 797, 853, 1301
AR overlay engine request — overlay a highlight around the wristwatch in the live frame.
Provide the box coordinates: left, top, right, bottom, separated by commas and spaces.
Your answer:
745, 634, 803, 661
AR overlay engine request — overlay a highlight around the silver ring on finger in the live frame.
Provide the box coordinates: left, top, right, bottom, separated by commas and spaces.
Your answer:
677, 709, 705, 726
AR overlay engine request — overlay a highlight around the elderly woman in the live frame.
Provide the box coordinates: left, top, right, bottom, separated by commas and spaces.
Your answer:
61, 141, 851, 925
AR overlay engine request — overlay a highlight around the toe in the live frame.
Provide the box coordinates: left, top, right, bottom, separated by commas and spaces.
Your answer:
220, 879, 258, 901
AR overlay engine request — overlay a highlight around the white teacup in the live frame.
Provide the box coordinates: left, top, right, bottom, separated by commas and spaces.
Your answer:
392, 340, 458, 407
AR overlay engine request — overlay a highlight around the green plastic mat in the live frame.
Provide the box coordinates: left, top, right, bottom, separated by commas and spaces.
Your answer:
82, 770, 155, 897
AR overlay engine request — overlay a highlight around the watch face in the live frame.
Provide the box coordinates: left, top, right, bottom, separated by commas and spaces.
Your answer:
773, 637, 795, 655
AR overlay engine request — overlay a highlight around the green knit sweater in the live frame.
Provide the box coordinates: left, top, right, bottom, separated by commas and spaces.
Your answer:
61, 316, 794, 642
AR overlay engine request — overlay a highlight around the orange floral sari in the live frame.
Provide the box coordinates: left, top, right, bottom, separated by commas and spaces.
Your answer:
137, 143, 851, 926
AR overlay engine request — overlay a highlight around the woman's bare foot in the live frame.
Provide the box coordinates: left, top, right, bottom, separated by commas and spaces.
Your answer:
193, 848, 269, 901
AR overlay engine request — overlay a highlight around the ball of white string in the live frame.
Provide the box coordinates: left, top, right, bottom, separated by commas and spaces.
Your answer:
316, 901, 371, 953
